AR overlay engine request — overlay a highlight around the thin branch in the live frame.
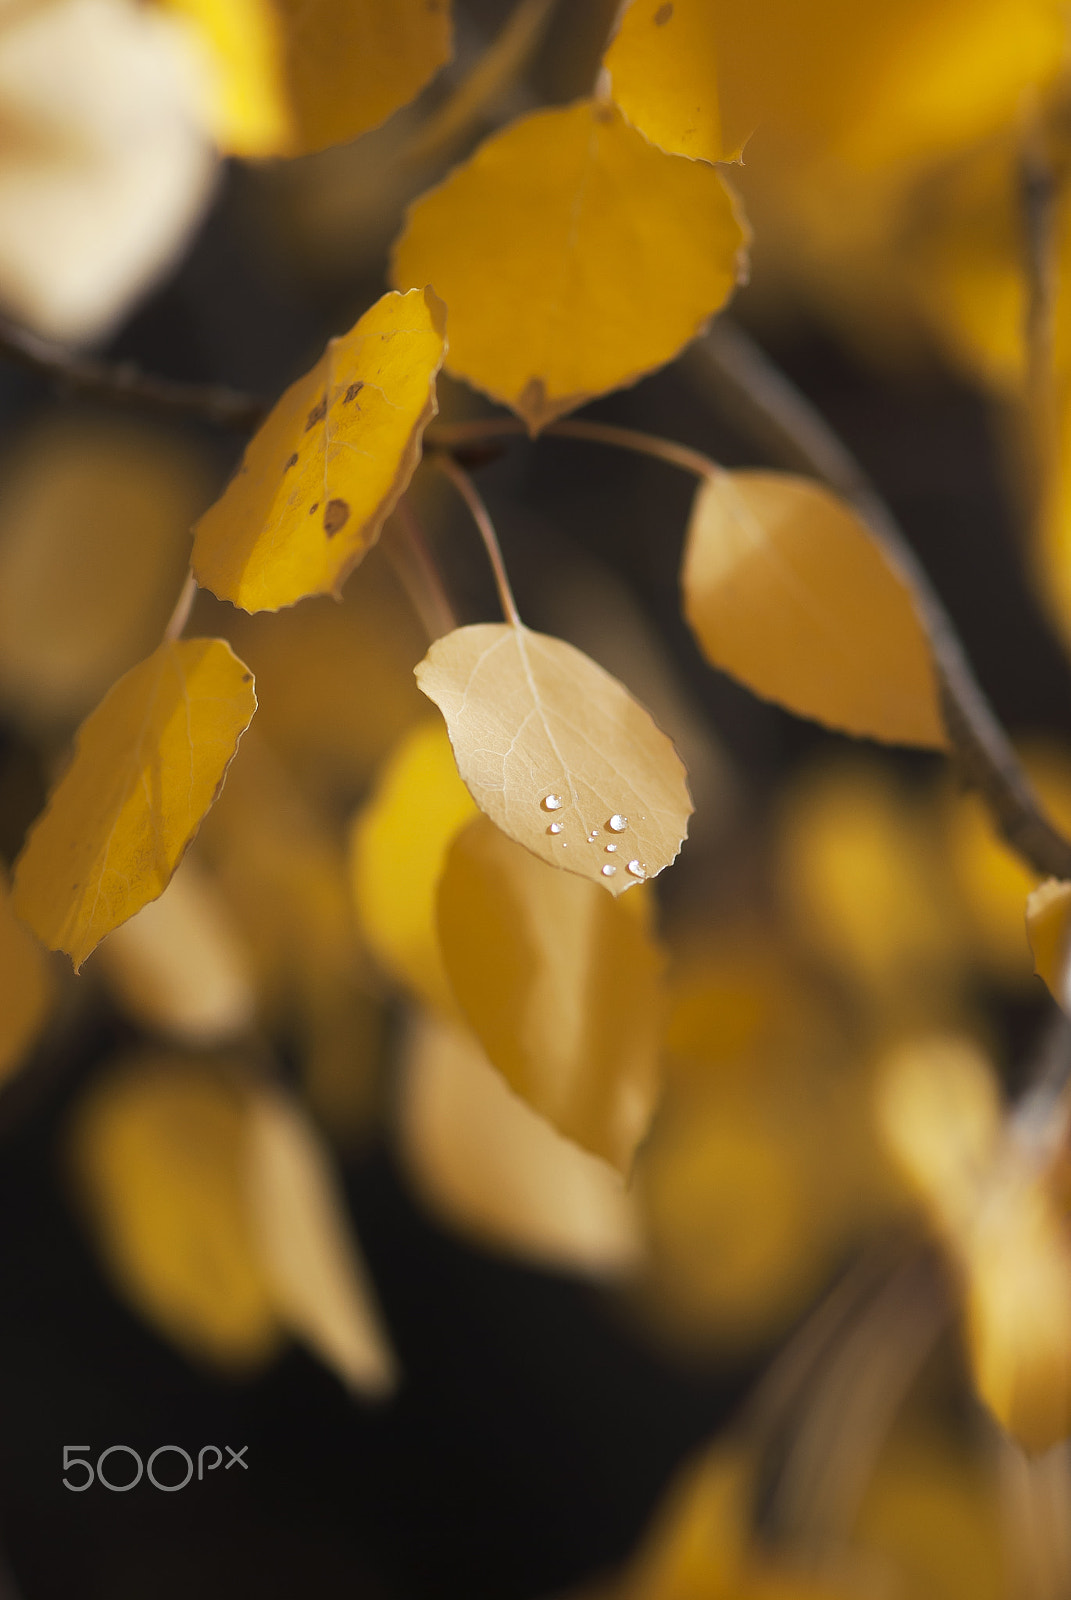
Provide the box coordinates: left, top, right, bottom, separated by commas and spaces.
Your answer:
0, 316, 269, 430
429, 414, 718, 479
433, 451, 522, 627
696, 317, 1071, 882
383, 496, 458, 641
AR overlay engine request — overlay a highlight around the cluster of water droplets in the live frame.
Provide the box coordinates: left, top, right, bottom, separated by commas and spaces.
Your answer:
539, 795, 647, 881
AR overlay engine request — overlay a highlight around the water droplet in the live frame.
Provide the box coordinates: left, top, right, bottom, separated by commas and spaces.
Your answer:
608, 814, 628, 833
601, 864, 617, 877
541, 793, 563, 812
587, 830, 599, 843
627, 859, 646, 879
547, 822, 563, 835
605, 843, 617, 853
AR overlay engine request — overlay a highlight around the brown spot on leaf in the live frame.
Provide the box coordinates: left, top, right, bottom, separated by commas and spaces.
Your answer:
241, 672, 253, 683
304, 397, 327, 430
654, 2, 673, 21
309, 502, 320, 514
283, 452, 298, 471
343, 382, 364, 404
323, 498, 350, 537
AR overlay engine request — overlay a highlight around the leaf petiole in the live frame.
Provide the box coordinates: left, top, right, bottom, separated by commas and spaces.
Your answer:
433, 452, 522, 628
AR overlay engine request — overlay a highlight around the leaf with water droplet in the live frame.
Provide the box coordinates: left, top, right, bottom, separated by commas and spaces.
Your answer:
391, 99, 746, 431
415, 623, 693, 894
192, 287, 446, 612
682, 471, 946, 747
12, 638, 256, 972
437, 816, 664, 1171
603, 0, 749, 164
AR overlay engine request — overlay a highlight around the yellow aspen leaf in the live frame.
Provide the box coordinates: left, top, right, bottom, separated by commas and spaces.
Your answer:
682, 472, 945, 748
399, 1013, 643, 1275
1026, 879, 1071, 1012
415, 623, 692, 895
436, 816, 664, 1172
192, 287, 446, 613
0, 870, 53, 1086
160, 0, 290, 157
390, 99, 747, 432
603, 0, 746, 165
246, 1086, 398, 1396
12, 638, 257, 972
94, 857, 256, 1046
273, 0, 452, 157
349, 720, 476, 1012
68, 1055, 282, 1371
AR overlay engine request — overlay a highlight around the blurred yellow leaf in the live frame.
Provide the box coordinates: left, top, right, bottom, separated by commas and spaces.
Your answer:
0, 417, 209, 726
0, 0, 216, 343
416, 623, 692, 895
246, 1086, 398, 1396
682, 473, 944, 747
192, 287, 446, 612
69, 1055, 281, 1370
877, 1036, 1071, 1451
274, 0, 453, 157
349, 720, 476, 1011
436, 816, 664, 1172
391, 98, 746, 431
604, 0, 746, 164
399, 1012, 643, 1275
1026, 878, 1071, 1011
94, 856, 256, 1045
0, 870, 53, 1086
12, 638, 256, 971
162, 0, 290, 156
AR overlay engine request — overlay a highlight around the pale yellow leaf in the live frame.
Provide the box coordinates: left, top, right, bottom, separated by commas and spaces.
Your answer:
246, 1086, 398, 1396
0, 870, 53, 1086
95, 857, 256, 1046
0, 0, 216, 343
12, 638, 256, 971
436, 816, 664, 1172
390, 98, 747, 431
682, 471, 945, 747
604, 0, 747, 164
0, 416, 209, 725
161, 0, 290, 156
68, 1054, 281, 1370
400, 1013, 643, 1275
1026, 878, 1071, 1012
415, 623, 692, 895
273, 0, 453, 157
192, 287, 446, 612
349, 720, 476, 1011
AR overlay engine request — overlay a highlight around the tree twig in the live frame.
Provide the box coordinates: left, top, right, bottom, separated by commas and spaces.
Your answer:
433, 452, 522, 627
0, 316, 269, 430
696, 318, 1071, 881
383, 496, 459, 641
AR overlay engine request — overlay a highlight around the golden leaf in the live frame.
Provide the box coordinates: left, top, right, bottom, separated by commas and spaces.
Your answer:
391, 98, 747, 431
12, 638, 256, 971
273, 0, 452, 157
415, 623, 692, 894
436, 816, 664, 1172
603, 0, 746, 164
192, 287, 446, 612
349, 719, 476, 1011
161, 0, 290, 156
0, 870, 53, 1086
1026, 878, 1071, 1011
68, 1054, 281, 1370
246, 1086, 398, 1396
682, 472, 945, 747
399, 1013, 643, 1275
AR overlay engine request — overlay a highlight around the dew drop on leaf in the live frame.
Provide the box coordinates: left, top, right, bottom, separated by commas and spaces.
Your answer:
548, 822, 563, 835
602, 864, 617, 878
541, 794, 563, 812
608, 815, 628, 832
627, 860, 646, 879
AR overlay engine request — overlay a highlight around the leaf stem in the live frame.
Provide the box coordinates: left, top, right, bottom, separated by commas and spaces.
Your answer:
429, 414, 717, 479
696, 317, 1071, 881
163, 570, 198, 642
383, 496, 458, 641
434, 452, 522, 627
